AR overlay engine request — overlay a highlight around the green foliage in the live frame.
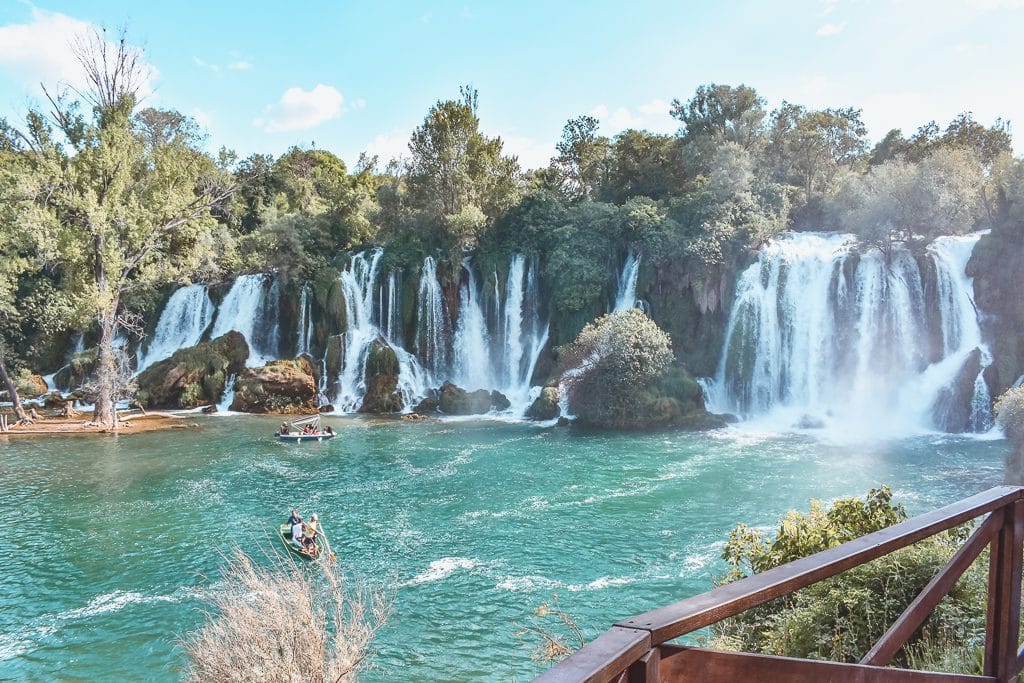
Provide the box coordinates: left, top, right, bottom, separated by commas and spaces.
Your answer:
560, 309, 675, 426
995, 386, 1024, 443
714, 488, 987, 672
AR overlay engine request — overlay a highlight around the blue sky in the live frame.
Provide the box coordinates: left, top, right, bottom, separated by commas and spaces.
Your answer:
1, 0, 1022, 168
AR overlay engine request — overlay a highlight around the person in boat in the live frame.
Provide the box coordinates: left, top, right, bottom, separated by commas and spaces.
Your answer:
291, 516, 305, 549
279, 422, 289, 436
287, 509, 300, 526
324, 426, 334, 436
305, 513, 321, 542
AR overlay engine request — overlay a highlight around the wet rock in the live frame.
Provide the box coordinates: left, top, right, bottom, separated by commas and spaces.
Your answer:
490, 391, 511, 412
527, 386, 561, 420
201, 404, 218, 414
229, 356, 318, 414
136, 332, 249, 410
413, 395, 440, 414
795, 414, 825, 429
556, 416, 571, 427
438, 382, 493, 415
358, 338, 404, 414
318, 404, 335, 413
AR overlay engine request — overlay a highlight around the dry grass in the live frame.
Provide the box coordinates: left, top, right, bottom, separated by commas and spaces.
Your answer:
181, 548, 390, 683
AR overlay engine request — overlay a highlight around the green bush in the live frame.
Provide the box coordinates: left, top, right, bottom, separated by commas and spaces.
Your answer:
713, 488, 986, 673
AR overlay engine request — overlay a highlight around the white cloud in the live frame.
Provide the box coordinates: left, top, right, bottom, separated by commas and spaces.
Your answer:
816, 22, 846, 36
0, 8, 157, 99
364, 127, 411, 163
589, 101, 677, 136
190, 107, 212, 129
228, 60, 252, 71
257, 84, 344, 133
494, 133, 555, 170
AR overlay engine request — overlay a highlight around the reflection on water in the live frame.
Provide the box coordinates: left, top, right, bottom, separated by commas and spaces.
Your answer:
0, 417, 1007, 681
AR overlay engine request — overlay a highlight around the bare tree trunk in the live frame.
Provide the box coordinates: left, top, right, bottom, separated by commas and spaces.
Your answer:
93, 308, 117, 427
0, 344, 28, 423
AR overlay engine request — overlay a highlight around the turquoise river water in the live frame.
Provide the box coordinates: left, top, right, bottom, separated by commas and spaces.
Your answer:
0, 417, 1008, 681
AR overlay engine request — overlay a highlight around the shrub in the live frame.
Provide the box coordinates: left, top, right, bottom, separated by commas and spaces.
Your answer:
713, 488, 986, 673
182, 549, 389, 682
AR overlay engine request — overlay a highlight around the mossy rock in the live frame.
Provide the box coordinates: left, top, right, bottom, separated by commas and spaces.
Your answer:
358, 338, 403, 413
527, 386, 561, 420
135, 332, 249, 409
230, 356, 318, 414
53, 347, 98, 391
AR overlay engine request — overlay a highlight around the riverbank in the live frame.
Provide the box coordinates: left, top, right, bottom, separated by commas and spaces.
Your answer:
0, 410, 198, 437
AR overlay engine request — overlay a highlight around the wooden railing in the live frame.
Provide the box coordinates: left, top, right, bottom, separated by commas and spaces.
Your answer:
535, 486, 1024, 683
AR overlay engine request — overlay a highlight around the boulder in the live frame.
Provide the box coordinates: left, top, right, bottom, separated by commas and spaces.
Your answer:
438, 382, 494, 415
230, 356, 318, 414
0, 374, 48, 401
795, 414, 826, 430
201, 404, 218, 414
490, 390, 511, 412
413, 395, 440, 414
135, 332, 249, 410
527, 386, 561, 420
358, 338, 404, 414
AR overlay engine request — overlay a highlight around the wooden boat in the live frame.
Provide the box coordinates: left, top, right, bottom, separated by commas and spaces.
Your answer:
276, 415, 337, 443
278, 522, 328, 561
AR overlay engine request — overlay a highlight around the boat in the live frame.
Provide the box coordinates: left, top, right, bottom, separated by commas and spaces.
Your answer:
276, 414, 337, 443
278, 522, 331, 561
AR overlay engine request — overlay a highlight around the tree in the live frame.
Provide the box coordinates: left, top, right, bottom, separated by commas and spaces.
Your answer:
766, 103, 868, 207
17, 28, 231, 425
671, 84, 767, 151
603, 129, 683, 203
551, 115, 610, 201
405, 85, 521, 248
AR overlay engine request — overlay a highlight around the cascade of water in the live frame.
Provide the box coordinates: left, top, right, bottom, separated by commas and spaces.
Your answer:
297, 284, 314, 357
335, 250, 384, 411
706, 231, 993, 435
452, 258, 494, 391
500, 254, 549, 409
211, 274, 280, 367
612, 249, 642, 313
384, 270, 402, 345
218, 374, 236, 412
415, 256, 448, 378
334, 250, 432, 412
137, 284, 215, 371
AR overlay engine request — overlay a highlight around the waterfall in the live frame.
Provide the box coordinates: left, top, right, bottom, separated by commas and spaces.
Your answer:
452, 258, 494, 391
210, 274, 281, 367
383, 270, 402, 345
415, 256, 448, 378
612, 249, 642, 312
706, 231, 992, 435
334, 250, 431, 412
138, 284, 214, 371
218, 374, 236, 412
447, 254, 548, 410
297, 284, 314, 357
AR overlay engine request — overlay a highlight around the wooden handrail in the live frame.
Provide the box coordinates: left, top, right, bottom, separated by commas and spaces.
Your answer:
534, 486, 1024, 683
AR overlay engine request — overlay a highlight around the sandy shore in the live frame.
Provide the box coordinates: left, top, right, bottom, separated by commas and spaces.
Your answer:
0, 410, 200, 437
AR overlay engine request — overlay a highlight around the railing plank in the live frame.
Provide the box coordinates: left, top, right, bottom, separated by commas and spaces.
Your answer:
618, 487, 1024, 644
658, 646, 997, 683
984, 500, 1024, 681
532, 626, 650, 683
861, 510, 1003, 667
627, 648, 659, 683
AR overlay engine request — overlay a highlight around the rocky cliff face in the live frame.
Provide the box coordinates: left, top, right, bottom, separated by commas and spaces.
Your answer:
230, 356, 318, 414
969, 226, 1024, 396
136, 332, 249, 409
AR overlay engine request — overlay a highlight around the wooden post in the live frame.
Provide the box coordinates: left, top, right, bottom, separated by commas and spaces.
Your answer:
985, 499, 1024, 681
0, 413, 7, 432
